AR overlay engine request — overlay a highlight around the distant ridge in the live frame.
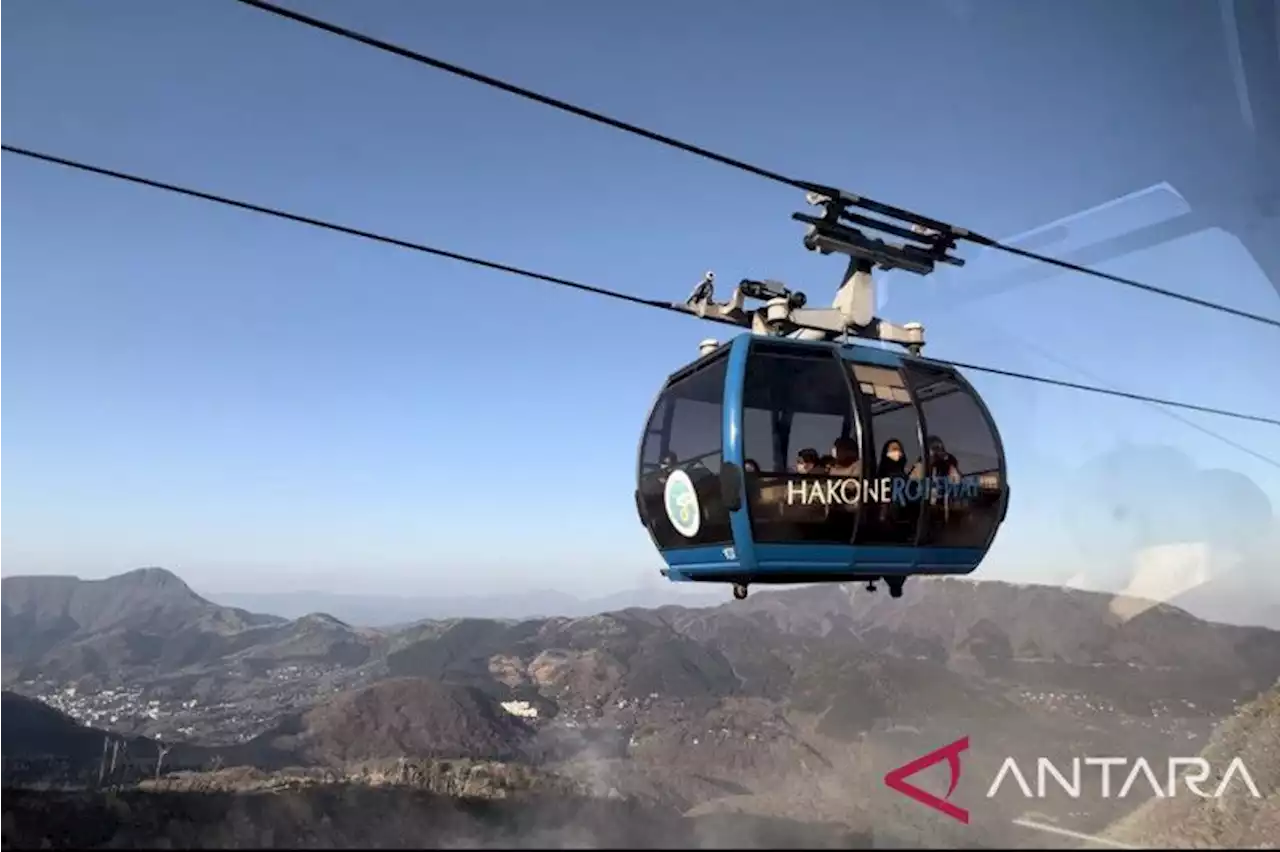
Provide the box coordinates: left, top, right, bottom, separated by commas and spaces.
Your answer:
206, 585, 726, 627
1, 569, 384, 685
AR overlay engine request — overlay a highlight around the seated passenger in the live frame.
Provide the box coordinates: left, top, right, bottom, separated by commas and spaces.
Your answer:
874, 438, 917, 535
912, 437, 967, 526
819, 438, 859, 542
827, 437, 862, 478
878, 439, 909, 479
928, 438, 962, 481
779, 449, 829, 530
910, 438, 961, 483
819, 454, 837, 473
795, 448, 821, 474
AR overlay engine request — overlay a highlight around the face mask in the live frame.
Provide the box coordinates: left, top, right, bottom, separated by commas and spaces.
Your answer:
887, 449, 903, 462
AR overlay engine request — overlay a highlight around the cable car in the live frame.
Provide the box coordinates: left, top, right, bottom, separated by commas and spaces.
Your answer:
635, 334, 1009, 600
634, 191, 1011, 600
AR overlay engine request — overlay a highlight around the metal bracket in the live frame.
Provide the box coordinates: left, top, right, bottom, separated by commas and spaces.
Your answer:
793, 190, 967, 276
674, 263, 924, 354
671, 188, 961, 356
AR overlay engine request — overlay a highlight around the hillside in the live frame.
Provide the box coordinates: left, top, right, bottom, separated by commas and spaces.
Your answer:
1, 692, 121, 767
370, 580, 1280, 844
240, 677, 537, 768
2, 568, 278, 643
2, 570, 388, 693
0, 691, 217, 788
6, 567, 1280, 847
737, 577, 1277, 671
0, 786, 879, 849
1105, 681, 1280, 849
2, 569, 280, 679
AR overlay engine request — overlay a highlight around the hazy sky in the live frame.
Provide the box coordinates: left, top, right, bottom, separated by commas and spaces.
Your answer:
3, 0, 1278, 597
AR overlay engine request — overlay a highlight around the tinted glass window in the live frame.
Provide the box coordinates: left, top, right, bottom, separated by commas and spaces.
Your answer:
901, 363, 1004, 548
741, 344, 862, 544
850, 363, 924, 546
637, 354, 733, 549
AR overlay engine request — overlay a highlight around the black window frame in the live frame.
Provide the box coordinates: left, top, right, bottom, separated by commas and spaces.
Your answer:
899, 360, 1006, 550
847, 357, 929, 548
635, 348, 734, 551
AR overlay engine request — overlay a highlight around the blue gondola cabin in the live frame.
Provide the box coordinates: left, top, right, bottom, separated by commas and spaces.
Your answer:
635, 334, 1009, 600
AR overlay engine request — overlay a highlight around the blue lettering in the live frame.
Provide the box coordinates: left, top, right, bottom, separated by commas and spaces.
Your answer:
891, 477, 907, 505
905, 478, 923, 502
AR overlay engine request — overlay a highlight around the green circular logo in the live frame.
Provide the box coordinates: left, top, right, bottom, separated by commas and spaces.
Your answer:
663, 469, 701, 538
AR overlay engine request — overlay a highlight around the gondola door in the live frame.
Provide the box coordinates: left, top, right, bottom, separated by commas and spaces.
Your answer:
739, 339, 867, 576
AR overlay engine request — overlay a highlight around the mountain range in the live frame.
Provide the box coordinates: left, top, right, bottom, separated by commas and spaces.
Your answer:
3, 566, 1278, 848
204, 584, 726, 627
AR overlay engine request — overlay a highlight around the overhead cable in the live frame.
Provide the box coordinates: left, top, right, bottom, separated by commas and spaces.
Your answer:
232, 0, 1280, 331
6, 143, 1278, 428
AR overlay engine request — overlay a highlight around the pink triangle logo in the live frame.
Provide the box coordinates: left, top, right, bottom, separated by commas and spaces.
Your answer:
884, 736, 970, 824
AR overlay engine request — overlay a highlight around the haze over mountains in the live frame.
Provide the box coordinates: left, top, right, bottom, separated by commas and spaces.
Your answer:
4, 566, 1278, 849
205, 584, 726, 627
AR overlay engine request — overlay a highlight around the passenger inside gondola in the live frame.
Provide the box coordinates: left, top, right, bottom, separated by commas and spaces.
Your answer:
878, 438, 909, 479
785, 447, 832, 536
916, 436, 969, 543
828, 437, 862, 478
874, 437, 918, 541
917, 437, 962, 481
820, 436, 860, 541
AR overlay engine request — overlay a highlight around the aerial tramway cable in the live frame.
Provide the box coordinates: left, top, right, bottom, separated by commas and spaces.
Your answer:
233, 0, 1280, 332
4, 143, 1277, 431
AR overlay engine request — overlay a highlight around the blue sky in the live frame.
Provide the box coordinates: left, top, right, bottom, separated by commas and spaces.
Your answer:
3, 0, 1278, 598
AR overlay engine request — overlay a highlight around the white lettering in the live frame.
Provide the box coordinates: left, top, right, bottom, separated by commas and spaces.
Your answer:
782, 477, 913, 508
1118, 758, 1166, 799
1037, 758, 1080, 798
1169, 757, 1211, 797
989, 756, 1262, 800
1084, 757, 1126, 799
1215, 758, 1261, 798
986, 758, 1034, 798
864, 478, 879, 503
